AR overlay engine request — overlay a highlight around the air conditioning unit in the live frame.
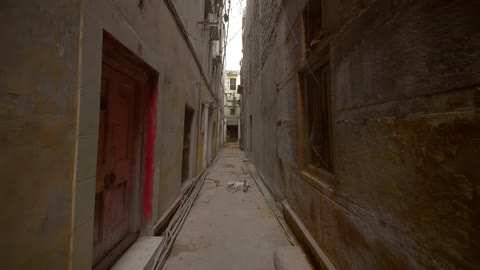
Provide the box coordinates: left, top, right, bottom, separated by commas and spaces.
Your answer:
208, 13, 215, 22
237, 85, 244, 94
208, 13, 220, 41
212, 40, 222, 64
212, 41, 220, 57
216, 54, 223, 64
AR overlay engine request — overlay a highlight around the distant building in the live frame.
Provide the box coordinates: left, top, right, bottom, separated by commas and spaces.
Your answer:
224, 70, 241, 143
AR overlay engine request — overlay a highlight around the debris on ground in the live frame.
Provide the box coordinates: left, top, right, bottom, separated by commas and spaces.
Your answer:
225, 179, 251, 192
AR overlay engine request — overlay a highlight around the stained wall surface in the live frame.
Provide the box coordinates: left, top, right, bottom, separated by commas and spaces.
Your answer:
1, 0, 223, 269
0, 1, 81, 269
241, 0, 480, 269
73, 0, 223, 268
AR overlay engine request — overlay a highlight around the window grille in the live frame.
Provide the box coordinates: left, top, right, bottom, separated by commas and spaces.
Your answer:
303, 63, 332, 171
230, 78, 237, 90
303, 1, 322, 50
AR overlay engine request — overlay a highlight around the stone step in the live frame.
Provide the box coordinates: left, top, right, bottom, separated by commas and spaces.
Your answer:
274, 246, 313, 270
111, 236, 164, 270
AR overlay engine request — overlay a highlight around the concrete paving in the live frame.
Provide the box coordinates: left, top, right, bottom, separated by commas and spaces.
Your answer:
163, 143, 291, 270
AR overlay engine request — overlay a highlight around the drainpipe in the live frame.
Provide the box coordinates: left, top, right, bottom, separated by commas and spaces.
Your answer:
220, 119, 224, 146
237, 118, 241, 144
202, 100, 213, 168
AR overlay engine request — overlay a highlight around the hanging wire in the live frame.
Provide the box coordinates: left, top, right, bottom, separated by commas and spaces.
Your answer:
222, 28, 241, 51
185, 29, 202, 43
280, 1, 330, 167
221, 0, 232, 72
186, 0, 229, 44
280, 3, 322, 89
281, 5, 298, 45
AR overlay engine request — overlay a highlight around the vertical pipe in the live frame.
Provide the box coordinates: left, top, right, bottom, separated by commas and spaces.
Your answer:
238, 118, 241, 143
202, 104, 209, 168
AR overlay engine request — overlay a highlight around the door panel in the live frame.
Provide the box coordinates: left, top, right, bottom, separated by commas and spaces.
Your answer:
93, 63, 138, 266
110, 181, 127, 229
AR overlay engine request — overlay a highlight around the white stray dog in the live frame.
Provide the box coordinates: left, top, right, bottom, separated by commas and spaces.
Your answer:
225, 179, 251, 192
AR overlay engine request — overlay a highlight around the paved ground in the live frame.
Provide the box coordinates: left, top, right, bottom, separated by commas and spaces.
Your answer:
163, 143, 291, 270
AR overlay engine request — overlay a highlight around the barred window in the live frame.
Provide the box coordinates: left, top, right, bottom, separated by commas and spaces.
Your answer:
303, 1, 322, 50
302, 63, 332, 172
230, 78, 237, 90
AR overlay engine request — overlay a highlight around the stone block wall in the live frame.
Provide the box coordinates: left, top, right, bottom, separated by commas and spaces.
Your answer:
241, 0, 480, 269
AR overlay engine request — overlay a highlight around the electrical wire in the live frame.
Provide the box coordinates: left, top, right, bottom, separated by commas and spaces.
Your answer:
222, 28, 241, 51
281, 5, 299, 45
221, 0, 232, 72
185, 29, 202, 42
286, 1, 329, 166
243, 164, 296, 246
280, 3, 323, 90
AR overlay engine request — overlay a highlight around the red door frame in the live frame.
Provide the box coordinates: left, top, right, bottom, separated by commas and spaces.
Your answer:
94, 32, 158, 269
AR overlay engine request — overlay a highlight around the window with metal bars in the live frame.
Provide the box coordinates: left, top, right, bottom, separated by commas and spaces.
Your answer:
302, 63, 332, 172
230, 78, 237, 90
303, 0, 322, 50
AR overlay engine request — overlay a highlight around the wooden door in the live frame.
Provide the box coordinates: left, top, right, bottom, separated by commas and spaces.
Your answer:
93, 63, 138, 266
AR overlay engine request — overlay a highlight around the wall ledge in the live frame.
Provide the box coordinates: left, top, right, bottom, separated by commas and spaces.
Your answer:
282, 201, 336, 270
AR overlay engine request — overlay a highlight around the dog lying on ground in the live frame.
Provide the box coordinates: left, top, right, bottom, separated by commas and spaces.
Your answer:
225, 179, 251, 192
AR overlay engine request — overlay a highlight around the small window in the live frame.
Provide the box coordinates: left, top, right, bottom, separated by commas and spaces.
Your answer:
302, 62, 332, 172
230, 108, 235, 115
303, 1, 322, 50
230, 78, 237, 90
204, 0, 211, 20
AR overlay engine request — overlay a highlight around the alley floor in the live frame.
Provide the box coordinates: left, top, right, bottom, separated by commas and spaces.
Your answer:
163, 143, 291, 270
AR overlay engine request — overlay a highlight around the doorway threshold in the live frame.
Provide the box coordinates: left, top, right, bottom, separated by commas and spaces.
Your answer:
111, 236, 164, 270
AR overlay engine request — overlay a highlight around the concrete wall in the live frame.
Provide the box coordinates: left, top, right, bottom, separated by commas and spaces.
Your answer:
1, 0, 223, 269
0, 1, 81, 269
241, 0, 286, 199
241, 0, 480, 269
73, 0, 223, 268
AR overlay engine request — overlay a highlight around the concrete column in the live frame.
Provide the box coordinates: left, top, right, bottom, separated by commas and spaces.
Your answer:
224, 120, 227, 144
202, 102, 211, 169
202, 106, 209, 168
220, 119, 224, 146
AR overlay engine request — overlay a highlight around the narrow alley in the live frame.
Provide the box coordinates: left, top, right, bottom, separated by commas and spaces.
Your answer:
163, 143, 294, 270
1, 1, 479, 270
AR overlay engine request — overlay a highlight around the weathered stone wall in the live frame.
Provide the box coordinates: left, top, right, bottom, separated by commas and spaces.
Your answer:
1, 0, 223, 269
241, 0, 480, 269
74, 0, 222, 268
242, 0, 286, 198
0, 1, 81, 269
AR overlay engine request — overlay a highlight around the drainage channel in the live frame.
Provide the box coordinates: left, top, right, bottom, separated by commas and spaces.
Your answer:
154, 171, 208, 270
